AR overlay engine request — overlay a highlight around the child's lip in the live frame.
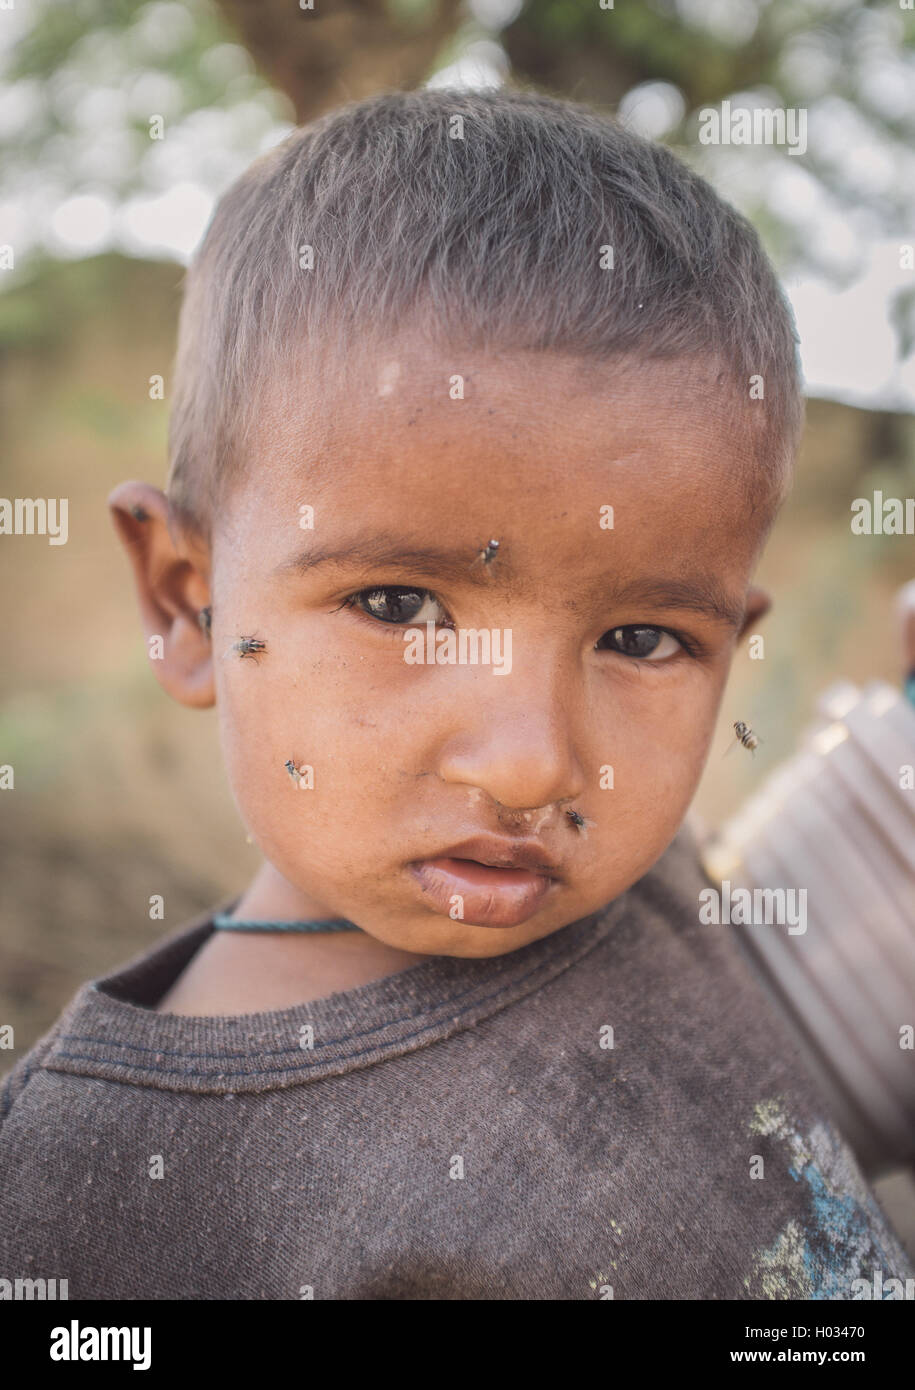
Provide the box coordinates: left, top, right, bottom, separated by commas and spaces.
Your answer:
407, 852, 559, 928
417, 834, 563, 876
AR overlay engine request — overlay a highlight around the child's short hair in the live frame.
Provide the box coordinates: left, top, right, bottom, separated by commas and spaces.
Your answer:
167, 85, 805, 537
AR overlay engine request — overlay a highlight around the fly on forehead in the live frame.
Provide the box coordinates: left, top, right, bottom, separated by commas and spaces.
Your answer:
470, 538, 500, 574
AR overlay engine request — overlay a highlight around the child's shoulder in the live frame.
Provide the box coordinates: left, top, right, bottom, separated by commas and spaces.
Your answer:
0, 1020, 61, 1127
0, 903, 228, 1128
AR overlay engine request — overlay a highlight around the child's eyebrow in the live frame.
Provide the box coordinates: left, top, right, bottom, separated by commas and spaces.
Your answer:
272, 540, 746, 628
272, 540, 504, 587
609, 576, 747, 630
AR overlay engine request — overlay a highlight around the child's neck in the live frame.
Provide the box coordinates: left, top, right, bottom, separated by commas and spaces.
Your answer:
154, 860, 433, 1016
154, 927, 431, 1016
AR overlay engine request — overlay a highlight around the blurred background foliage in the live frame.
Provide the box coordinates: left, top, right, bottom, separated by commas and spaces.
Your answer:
3, 0, 915, 321
1, 0, 914, 1063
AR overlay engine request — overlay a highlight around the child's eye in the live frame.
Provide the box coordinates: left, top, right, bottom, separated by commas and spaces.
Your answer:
334, 594, 694, 659
596, 626, 687, 661
334, 586, 452, 627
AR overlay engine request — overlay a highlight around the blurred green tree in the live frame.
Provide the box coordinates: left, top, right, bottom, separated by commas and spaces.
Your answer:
1, 0, 914, 354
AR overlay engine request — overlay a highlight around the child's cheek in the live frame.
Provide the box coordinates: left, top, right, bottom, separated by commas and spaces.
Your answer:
601, 714, 709, 847
214, 658, 388, 828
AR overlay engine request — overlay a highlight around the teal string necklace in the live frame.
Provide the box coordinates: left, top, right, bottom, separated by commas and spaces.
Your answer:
212, 914, 359, 933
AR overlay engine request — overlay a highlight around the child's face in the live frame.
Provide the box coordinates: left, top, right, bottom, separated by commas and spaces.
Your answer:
126, 339, 778, 959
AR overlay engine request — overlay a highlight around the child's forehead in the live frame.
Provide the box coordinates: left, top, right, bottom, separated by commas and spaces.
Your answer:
225, 345, 775, 590
238, 350, 768, 530
254, 338, 758, 473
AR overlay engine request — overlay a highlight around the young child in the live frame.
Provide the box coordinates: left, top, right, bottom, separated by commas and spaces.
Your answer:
2, 87, 911, 1301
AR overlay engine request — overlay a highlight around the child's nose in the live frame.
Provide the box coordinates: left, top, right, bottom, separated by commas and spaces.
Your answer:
434, 660, 586, 812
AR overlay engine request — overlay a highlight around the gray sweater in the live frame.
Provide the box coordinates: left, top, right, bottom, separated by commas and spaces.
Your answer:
1, 824, 911, 1300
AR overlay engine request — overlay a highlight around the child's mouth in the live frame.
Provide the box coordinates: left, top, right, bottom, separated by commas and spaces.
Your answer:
408, 856, 557, 928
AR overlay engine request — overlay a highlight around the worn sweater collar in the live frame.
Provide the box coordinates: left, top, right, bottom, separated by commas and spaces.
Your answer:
41, 890, 633, 1095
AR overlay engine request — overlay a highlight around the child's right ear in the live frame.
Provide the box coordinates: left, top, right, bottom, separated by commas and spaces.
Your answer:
108, 481, 215, 709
